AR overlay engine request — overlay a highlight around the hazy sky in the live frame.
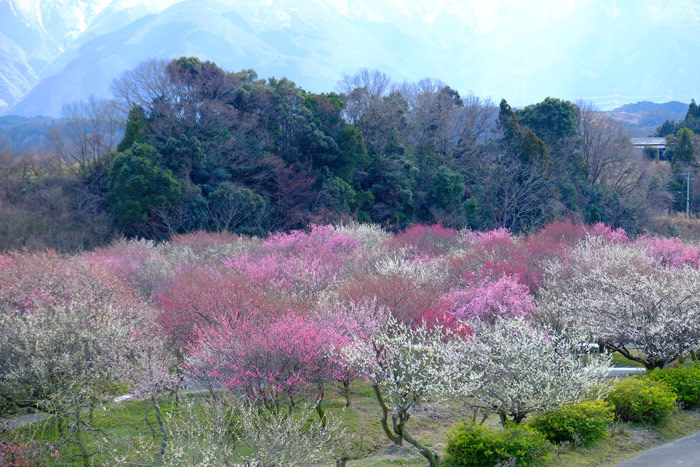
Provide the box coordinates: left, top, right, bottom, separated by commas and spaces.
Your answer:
4, 0, 700, 114
321, 0, 700, 108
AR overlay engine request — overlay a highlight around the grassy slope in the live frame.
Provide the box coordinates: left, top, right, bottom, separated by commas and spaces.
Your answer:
6, 378, 700, 466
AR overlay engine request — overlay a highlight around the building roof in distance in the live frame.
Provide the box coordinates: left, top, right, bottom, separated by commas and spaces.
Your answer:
631, 137, 666, 147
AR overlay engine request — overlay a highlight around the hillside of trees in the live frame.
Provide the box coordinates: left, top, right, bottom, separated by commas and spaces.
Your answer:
0, 57, 693, 251
607, 100, 688, 137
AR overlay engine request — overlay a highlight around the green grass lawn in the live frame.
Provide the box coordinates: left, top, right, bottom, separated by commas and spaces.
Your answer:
4, 381, 700, 466
610, 352, 646, 368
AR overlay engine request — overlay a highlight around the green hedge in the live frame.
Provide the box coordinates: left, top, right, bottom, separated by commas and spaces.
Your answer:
530, 400, 614, 446
444, 422, 551, 466
648, 365, 700, 408
606, 377, 676, 424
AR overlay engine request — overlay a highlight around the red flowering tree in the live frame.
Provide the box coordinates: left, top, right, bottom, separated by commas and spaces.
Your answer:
187, 311, 345, 421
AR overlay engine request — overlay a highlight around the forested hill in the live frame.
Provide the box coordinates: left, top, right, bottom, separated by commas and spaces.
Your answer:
0, 58, 694, 252
0, 116, 56, 153
608, 101, 688, 137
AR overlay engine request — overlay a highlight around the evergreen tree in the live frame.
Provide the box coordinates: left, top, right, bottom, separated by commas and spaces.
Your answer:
686, 99, 700, 121
106, 143, 183, 236
672, 128, 696, 165
498, 99, 521, 150
520, 129, 549, 165
116, 105, 146, 153
516, 97, 578, 147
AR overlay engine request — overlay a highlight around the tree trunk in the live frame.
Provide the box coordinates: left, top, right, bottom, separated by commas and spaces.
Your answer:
145, 401, 156, 439
72, 399, 90, 467
372, 384, 401, 445
402, 427, 440, 467
152, 396, 167, 455
342, 380, 351, 408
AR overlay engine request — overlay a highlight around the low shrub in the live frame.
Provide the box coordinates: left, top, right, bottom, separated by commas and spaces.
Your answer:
606, 377, 676, 424
444, 422, 551, 466
648, 364, 700, 408
530, 400, 614, 446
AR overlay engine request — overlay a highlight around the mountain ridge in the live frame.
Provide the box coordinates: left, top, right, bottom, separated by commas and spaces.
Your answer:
2, 0, 699, 117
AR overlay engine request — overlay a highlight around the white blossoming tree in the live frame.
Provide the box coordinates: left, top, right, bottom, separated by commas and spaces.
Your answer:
106, 394, 345, 467
463, 317, 610, 424
0, 298, 137, 464
343, 315, 469, 467
537, 240, 700, 369
0, 289, 176, 462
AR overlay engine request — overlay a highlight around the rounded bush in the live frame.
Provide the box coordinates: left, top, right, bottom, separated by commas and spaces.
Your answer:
530, 400, 614, 446
444, 422, 551, 466
605, 377, 676, 424
648, 364, 700, 408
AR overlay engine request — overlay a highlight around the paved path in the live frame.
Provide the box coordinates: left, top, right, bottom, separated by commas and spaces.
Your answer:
616, 431, 700, 466
1, 412, 51, 429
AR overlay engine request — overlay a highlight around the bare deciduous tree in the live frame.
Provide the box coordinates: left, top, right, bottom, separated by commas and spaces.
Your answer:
484, 152, 558, 232
110, 58, 171, 115
52, 97, 122, 170
577, 101, 634, 186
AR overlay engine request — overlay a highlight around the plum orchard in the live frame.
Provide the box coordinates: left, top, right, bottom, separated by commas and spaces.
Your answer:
2, 221, 700, 465
538, 238, 700, 369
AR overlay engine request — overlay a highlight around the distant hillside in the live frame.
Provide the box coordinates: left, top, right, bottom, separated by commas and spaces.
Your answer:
607, 100, 689, 137
612, 101, 688, 114
0, 115, 56, 153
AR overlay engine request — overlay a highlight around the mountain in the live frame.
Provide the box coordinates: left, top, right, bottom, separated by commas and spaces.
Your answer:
612, 101, 689, 115
0, 0, 175, 115
607, 100, 690, 137
0, 33, 38, 112
0, 0, 108, 113
2, 0, 700, 117
7, 0, 460, 117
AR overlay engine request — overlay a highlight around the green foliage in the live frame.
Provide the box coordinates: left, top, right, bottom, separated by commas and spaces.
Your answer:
657, 120, 681, 137
686, 99, 700, 121
656, 100, 700, 137
530, 400, 614, 446
429, 166, 465, 209
606, 378, 677, 424
116, 105, 146, 153
462, 196, 480, 229
160, 134, 206, 177
667, 172, 687, 213
498, 98, 551, 166
520, 129, 549, 164
585, 204, 602, 224
648, 365, 700, 408
516, 97, 579, 146
498, 99, 521, 148
167, 56, 204, 82
444, 422, 551, 466
106, 143, 183, 236
319, 176, 357, 213
2, 56, 672, 248
644, 146, 660, 160
672, 128, 695, 165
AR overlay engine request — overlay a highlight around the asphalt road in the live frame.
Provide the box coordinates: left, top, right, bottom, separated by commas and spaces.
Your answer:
615, 431, 700, 466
